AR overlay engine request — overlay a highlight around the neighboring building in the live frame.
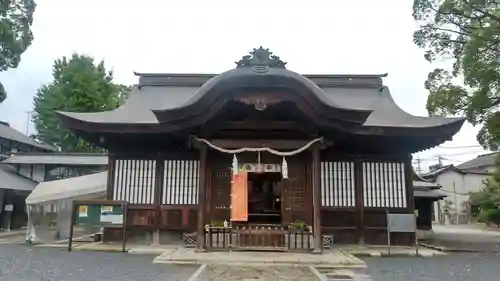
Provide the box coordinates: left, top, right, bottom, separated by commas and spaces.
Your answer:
2, 152, 108, 182
0, 120, 108, 231
413, 172, 446, 231
0, 121, 55, 160
1, 152, 108, 231
0, 121, 55, 231
422, 152, 497, 224
55, 47, 465, 251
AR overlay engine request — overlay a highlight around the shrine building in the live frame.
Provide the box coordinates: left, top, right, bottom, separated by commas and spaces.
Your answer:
57, 47, 464, 252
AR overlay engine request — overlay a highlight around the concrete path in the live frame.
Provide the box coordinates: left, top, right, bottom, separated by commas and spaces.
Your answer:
0, 229, 25, 238
0, 230, 26, 244
337, 245, 445, 257
154, 247, 366, 269
422, 224, 500, 252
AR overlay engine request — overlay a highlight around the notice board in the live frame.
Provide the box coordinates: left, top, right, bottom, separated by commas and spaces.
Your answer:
69, 199, 128, 252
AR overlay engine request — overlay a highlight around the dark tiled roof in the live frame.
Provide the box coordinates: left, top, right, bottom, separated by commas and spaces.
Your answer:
456, 152, 498, 170
420, 154, 497, 179
57, 72, 463, 129
420, 164, 455, 178
414, 189, 446, 198
0, 164, 37, 191
2, 152, 108, 165
0, 121, 56, 151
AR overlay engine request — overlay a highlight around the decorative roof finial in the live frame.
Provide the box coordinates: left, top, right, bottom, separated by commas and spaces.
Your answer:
235, 47, 287, 69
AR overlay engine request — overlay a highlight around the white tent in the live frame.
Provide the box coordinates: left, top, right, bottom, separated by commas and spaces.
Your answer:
25, 171, 107, 244
26, 171, 107, 205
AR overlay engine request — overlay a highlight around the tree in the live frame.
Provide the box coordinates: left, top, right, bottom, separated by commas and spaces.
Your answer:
413, 0, 500, 150
0, 0, 37, 103
32, 54, 129, 152
469, 156, 500, 226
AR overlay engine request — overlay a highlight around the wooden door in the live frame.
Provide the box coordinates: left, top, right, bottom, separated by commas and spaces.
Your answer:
209, 153, 231, 222
280, 156, 310, 226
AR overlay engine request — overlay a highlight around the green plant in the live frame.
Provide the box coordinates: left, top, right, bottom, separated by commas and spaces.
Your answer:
290, 220, 308, 231
210, 220, 224, 227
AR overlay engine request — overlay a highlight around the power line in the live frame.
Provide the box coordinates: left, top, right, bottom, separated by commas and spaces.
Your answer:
413, 150, 486, 161
438, 144, 483, 149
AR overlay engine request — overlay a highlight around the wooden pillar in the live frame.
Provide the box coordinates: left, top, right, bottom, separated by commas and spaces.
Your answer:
355, 158, 364, 245
405, 155, 415, 212
404, 155, 416, 246
312, 146, 322, 253
196, 145, 208, 251
106, 154, 116, 200
153, 158, 164, 245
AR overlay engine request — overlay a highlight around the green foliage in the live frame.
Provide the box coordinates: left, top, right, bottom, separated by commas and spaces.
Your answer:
0, 0, 37, 103
32, 54, 129, 152
209, 220, 225, 227
290, 220, 309, 231
469, 156, 500, 226
413, 0, 500, 150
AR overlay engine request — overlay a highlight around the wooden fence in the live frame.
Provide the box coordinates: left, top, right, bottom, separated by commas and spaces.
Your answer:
203, 224, 314, 252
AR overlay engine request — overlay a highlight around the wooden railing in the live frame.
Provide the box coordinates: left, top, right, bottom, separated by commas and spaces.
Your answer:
203, 224, 314, 252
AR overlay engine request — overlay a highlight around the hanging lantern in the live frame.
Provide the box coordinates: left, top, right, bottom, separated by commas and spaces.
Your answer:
282, 157, 288, 179
232, 154, 239, 175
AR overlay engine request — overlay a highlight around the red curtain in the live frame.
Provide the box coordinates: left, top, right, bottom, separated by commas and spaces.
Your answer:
231, 172, 248, 222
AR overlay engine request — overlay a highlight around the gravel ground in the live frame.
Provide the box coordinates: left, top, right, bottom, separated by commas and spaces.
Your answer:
2, 243, 500, 281
364, 253, 500, 281
0, 244, 197, 281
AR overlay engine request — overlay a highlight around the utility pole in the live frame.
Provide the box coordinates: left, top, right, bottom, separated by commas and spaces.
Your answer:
415, 155, 422, 174
437, 155, 443, 167
25, 111, 33, 136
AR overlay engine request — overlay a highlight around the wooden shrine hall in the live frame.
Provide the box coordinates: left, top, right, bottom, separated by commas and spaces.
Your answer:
57, 47, 465, 252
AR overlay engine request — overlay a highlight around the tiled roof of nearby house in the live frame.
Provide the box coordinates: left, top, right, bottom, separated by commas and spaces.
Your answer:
413, 180, 441, 189
0, 164, 37, 191
456, 152, 498, 170
420, 153, 497, 179
413, 189, 446, 198
0, 121, 56, 151
420, 164, 456, 178
1, 152, 108, 165
412, 169, 446, 199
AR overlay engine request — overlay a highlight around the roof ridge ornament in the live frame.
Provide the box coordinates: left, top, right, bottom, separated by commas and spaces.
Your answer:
235, 47, 287, 70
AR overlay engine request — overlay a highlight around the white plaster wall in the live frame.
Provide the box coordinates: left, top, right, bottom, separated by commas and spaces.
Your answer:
433, 169, 491, 222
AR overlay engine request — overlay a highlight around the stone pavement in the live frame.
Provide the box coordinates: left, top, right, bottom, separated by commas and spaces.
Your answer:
195, 264, 320, 281
188, 264, 374, 281
154, 247, 366, 269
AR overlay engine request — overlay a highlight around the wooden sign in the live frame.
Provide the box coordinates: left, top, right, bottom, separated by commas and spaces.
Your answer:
231, 172, 248, 222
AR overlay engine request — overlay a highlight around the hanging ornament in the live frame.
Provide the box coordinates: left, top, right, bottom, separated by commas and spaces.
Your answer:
282, 157, 288, 179
232, 154, 239, 175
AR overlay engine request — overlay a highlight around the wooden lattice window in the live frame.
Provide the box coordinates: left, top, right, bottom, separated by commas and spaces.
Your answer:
320, 161, 356, 207
362, 161, 407, 208
113, 159, 156, 204
162, 160, 200, 205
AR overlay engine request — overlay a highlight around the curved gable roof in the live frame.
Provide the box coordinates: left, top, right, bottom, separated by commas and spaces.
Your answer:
56, 47, 465, 140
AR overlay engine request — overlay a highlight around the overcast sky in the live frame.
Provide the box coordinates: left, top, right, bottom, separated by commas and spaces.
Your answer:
0, 0, 489, 170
